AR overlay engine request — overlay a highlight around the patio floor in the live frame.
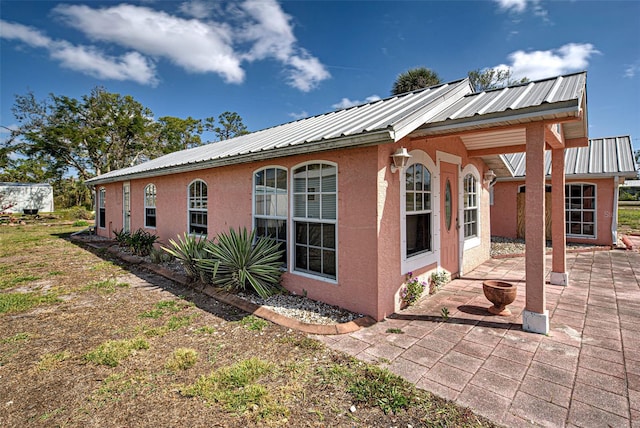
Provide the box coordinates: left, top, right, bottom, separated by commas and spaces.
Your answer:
313, 247, 640, 427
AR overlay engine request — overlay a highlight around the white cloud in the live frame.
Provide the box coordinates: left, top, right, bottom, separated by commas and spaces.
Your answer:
237, 0, 330, 91
47, 1, 329, 91
494, 0, 528, 13
53, 3, 244, 84
179, 0, 214, 19
332, 95, 381, 110
51, 44, 158, 85
0, 20, 51, 48
289, 111, 309, 120
494, 0, 549, 21
0, 20, 158, 85
624, 61, 640, 78
496, 43, 600, 81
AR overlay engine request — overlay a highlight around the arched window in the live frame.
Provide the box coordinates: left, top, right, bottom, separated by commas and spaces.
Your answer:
188, 180, 207, 235
463, 174, 478, 239
293, 162, 337, 279
98, 187, 106, 229
144, 184, 157, 228
254, 167, 287, 264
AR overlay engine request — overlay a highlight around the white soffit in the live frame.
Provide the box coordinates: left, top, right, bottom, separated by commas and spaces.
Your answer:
461, 128, 526, 151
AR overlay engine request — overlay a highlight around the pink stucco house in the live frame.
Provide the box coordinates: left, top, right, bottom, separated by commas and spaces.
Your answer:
491, 136, 637, 246
87, 72, 590, 334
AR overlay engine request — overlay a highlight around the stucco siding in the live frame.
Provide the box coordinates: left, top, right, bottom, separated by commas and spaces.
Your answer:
491, 177, 617, 246
98, 145, 382, 318
491, 182, 520, 239
95, 137, 495, 320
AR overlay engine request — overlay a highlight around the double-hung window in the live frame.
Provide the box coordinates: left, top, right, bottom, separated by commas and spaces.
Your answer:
188, 180, 208, 235
463, 174, 478, 239
98, 187, 106, 229
566, 183, 596, 237
293, 163, 337, 279
144, 184, 157, 228
254, 167, 288, 264
405, 163, 432, 257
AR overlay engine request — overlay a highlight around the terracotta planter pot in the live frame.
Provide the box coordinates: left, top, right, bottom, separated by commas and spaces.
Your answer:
482, 280, 517, 316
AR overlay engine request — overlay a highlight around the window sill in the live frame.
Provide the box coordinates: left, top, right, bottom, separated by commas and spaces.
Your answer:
566, 234, 597, 240
463, 236, 480, 251
402, 251, 438, 274
290, 269, 338, 285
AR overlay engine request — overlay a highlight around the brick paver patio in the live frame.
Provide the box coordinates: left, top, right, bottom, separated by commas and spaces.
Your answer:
314, 248, 640, 427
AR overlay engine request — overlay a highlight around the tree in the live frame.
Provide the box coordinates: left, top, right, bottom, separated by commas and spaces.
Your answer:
2, 87, 252, 208
7, 87, 156, 179
155, 116, 210, 154
468, 68, 529, 92
391, 67, 441, 95
211, 111, 249, 141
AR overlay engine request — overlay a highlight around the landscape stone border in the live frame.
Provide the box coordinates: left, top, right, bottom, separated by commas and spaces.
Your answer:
73, 237, 375, 335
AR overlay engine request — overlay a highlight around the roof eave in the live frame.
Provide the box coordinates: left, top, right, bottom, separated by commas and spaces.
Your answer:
495, 171, 639, 182
411, 99, 583, 138
86, 129, 394, 185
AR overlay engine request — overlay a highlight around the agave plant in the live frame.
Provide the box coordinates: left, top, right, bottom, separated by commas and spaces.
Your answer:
162, 233, 207, 279
197, 228, 284, 299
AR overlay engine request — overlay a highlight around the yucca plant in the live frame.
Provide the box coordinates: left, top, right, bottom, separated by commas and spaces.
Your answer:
197, 228, 284, 299
162, 233, 207, 279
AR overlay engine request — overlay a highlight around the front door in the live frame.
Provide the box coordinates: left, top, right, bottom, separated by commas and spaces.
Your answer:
122, 182, 131, 233
440, 162, 459, 276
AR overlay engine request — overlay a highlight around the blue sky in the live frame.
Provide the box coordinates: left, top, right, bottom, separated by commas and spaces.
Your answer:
1, 0, 639, 153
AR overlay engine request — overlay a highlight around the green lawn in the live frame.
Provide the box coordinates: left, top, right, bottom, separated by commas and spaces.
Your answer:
619, 206, 640, 234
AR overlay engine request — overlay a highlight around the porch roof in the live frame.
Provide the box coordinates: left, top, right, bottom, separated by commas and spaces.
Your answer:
498, 135, 638, 180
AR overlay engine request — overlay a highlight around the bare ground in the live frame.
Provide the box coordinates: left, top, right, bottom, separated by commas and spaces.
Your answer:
0, 224, 494, 428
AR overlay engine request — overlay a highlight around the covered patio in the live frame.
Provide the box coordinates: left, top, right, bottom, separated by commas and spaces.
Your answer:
314, 248, 640, 427
410, 71, 590, 334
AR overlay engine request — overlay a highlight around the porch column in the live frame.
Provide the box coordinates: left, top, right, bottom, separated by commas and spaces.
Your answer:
522, 124, 549, 334
550, 147, 569, 286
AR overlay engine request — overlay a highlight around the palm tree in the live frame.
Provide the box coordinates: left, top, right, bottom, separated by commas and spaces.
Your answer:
392, 67, 441, 95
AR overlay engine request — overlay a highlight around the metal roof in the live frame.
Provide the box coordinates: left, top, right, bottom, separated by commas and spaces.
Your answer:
86, 79, 472, 184
622, 180, 640, 187
500, 136, 638, 178
414, 72, 587, 140
87, 71, 588, 185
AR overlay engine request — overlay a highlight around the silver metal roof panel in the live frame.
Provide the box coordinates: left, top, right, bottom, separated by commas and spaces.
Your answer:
500, 135, 637, 178
426, 72, 586, 129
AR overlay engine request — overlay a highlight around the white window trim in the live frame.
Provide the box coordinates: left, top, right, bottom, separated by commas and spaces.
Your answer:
97, 187, 106, 229
252, 166, 288, 262
187, 179, 208, 237
461, 164, 481, 251
290, 161, 338, 283
401, 150, 439, 274
565, 182, 597, 240
144, 183, 157, 229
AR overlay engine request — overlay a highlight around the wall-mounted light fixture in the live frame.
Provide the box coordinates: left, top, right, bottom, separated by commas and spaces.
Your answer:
390, 147, 411, 173
483, 169, 497, 185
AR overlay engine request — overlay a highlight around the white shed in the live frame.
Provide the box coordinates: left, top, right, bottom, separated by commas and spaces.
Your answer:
0, 182, 54, 214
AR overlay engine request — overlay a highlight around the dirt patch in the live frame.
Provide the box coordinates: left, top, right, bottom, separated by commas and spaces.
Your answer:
1, 225, 495, 427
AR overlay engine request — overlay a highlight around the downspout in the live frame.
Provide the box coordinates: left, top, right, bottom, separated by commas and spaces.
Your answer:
612, 176, 620, 246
